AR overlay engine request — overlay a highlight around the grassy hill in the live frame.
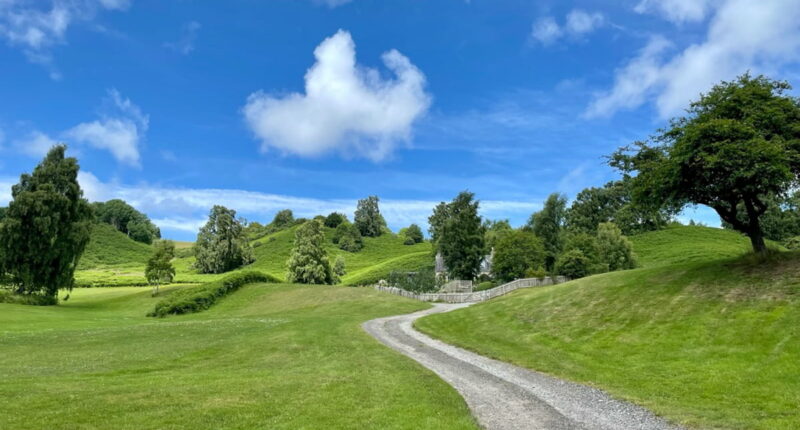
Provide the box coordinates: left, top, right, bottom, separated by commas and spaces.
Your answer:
416, 226, 800, 429
77, 223, 433, 286
0, 283, 476, 429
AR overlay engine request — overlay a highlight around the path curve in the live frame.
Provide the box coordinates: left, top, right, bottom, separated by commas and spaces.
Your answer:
363, 303, 681, 430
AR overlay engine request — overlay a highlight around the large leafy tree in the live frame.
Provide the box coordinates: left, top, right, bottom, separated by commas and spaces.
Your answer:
491, 230, 545, 282
145, 240, 176, 296
354, 195, 386, 237
402, 223, 424, 245
194, 205, 255, 273
0, 145, 93, 298
483, 219, 513, 252
286, 220, 335, 284
595, 222, 637, 271
92, 199, 160, 244
610, 74, 800, 253
527, 193, 567, 270
433, 191, 486, 280
722, 191, 800, 242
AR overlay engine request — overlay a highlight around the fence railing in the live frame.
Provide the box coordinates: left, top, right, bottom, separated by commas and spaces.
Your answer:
374, 276, 570, 304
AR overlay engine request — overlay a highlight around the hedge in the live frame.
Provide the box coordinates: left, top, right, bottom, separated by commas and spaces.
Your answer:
147, 271, 279, 317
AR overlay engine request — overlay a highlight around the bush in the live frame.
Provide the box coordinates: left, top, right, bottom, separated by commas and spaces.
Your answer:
596, 222, 637, 271
0, 290, 58, 305
403, 224, 424, 244
475, 281, 496, 291
554, 249, 590, 279
148, 271, 277, 317
324, 212, 348, 228
334, 222, 363, 252
403, 236, 416, 245
524, 266, 547, 278
784, 236, 800, 250
387, 267, 442, 293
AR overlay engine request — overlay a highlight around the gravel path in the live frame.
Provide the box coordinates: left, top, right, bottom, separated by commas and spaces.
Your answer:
363, 303, 681, 430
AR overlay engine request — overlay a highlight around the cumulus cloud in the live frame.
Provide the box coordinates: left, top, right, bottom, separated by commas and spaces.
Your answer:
242, 30, 431, 161
531, 9, 604, 45
634, 0, 712, 23
0, 0, 131, 77
164, 20, 200, 55
65, 89, 148, 166
587, 0, 800, 119
14, 130, 59, 157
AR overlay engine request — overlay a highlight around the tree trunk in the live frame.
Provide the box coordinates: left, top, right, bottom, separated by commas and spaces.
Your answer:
748, 228, 767, 254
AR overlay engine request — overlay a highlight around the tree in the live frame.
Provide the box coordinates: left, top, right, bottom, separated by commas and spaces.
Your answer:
434, 191, 486, 279
354, 196, 386, 237
610, 74, 800, 253
92, 199, 160, 244
595, 222, 637, 271
527, 193, 567, 270
286, 220, 335, 284
0, 207, 7, 222
484, 219, 513, 252
403, 224, 424, 245
0, 145, 93, 299
491, 230, 545, 282
333, 255, 346, 281
428, 201, 450, 251
271, 209, 295, 230
145, 240, 176, 296
562, 232, 604, 273
721, 191, 800, 242
194, 205, 255, 274
336, 222, 363, 252
324, 212, 348, 228
554, 249, 590, 279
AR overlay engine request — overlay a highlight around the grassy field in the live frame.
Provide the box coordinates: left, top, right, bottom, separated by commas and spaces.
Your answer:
76, 223, 433, 286
416, 226, 800, 429
0, 284, 477, 430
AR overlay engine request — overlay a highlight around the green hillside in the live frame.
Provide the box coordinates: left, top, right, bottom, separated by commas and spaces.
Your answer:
0, 283, 476, 429
416, 227, 800, 429
77, 223, 433, 286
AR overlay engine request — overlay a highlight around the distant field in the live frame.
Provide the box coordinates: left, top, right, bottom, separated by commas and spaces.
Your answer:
0, 284, 477, 430
417, 227, 800, 429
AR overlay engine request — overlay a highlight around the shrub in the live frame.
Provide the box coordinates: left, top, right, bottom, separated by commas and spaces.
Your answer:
387, 267, 442, 293
333, 255, 346, 282
403, 236, 416, 245
324, 212, 348, 228
148, 271, 277, 317
334, 222, 363, 252
524, 266, 547, 278
475, 281, 496, 291
554, 249, 590, 279
403, 224, 424, 244
0, 290, 58, 306
784, 236, 800, 250
596, 222, 637, 271
492, 230, 546, 282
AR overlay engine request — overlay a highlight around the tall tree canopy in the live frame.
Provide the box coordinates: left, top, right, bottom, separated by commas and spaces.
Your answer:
431, 191, 486, 280
610, 74, 800, 253
354, 195, 386, 237
286, 220, 335, 284
0, 145, 93, 298
491, 230, 545, 282
92, 199, 161, 244
194, 205, 255, 274
527, 193, 567, 270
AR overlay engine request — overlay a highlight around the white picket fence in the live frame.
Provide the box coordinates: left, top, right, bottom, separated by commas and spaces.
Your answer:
374, 276, 569, 304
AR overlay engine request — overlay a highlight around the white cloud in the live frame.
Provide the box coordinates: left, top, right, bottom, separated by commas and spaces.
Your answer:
634, 0, 712, 23
531, 9, 605, 45
164, 20, 200, 55
65, 89, 148, 166
243, 29, 431, 161
0, 0, 131, 75
587, 0, 800, 119
14, 130, 59, 157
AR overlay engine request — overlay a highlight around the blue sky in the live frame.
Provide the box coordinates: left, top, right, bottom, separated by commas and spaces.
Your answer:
1, 0, 799, 240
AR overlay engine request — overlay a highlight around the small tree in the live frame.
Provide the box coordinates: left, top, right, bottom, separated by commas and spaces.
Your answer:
269, 209, 295, 232
335, 222, 363, 252
610, 74, 800, 254
287, 220, 335, 284
554, 249, 590, 279
333, 255, 346, 282
527, 193, 567, 270
0, 145, 93, 299
595, 222, 637, 271
491, 230, 545, 282
435, 191, 486, 280
194, 205, 255, 274
354, 196, 385, 237
324, 212, 347, 228
403, 224, 424, 245
145, 240, 176, 296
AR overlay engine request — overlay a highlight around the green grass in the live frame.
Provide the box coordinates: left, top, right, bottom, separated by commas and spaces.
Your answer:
0, 284, 477, 429
75, 223, 154, 286
629, 225, 764, 268
416, 232, 800, 429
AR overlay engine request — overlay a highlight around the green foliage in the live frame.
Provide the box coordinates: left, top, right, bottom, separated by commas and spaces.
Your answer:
0, 206, 6, 222
0, 145, 93, 299
92, 199, 160, 244
527, 193, 567, 270
334, 221, 364, 252
483, 219, 513, 252
0, 290, 58, 305
194, 205, 255, 274
553, 249, 590, 278
145, 240, 176, 293
286, 220, 335, 285
387, 267, 442, 293
784, 236, 800, 250
595, 222, 637, 271
491, 230, 545, 282
433, 191, 486, 280
565, 180, 674, 235
428, 202, 449, 247
354, 195, 385, 237
474, 281, 496, 292
524, 266, 547, 278
611, 74, 800, 253
333, 255, 346, 279
722, 191, 800, 242
342, 251, 432, 286
402, 223, 424, 245
148, 271, 276, 317
324, 212, 348, 228
272, 209, 295, 229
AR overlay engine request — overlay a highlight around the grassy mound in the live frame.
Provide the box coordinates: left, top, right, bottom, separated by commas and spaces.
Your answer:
630, 225, 758, 268
0, 283, 476, 429
75, 223, 153, 287
416, 250, 800, 429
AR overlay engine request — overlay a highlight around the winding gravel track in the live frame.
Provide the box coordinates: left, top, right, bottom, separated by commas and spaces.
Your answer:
363, 303, 681, 430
